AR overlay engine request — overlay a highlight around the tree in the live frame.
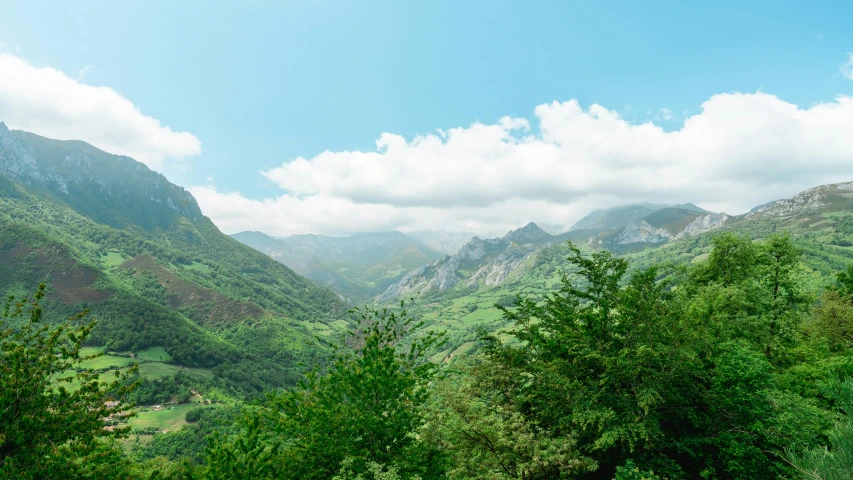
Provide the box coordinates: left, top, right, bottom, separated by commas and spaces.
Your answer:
464, 239, 824, 478
423, 359, 594, 479
787, 378, 853, 479
203, 304, 445, 479
837, 265, 853, 298
475, 243, 704, 477
0, 284, 138, 479
689, 233, 807, 360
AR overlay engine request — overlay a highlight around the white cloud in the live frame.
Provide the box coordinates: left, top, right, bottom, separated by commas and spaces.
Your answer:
842, 53, 853, 80
0, 54, 200, 169
193, 91, 853, 237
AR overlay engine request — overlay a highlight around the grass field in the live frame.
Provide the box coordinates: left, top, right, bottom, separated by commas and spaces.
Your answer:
128, 404, 199, 433
126, 403, 222, 437
59, 345, 212, 392
135, 346, 172, 362
100, 251, 127, 268
77, 347, 136, 370
182, 261, 212, 274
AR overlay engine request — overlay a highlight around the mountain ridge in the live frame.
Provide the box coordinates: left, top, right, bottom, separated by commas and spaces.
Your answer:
377, 182, 853, 302
0, 125, 348, 393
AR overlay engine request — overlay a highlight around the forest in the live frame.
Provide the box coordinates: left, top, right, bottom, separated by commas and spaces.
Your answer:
3, 233, 853, 479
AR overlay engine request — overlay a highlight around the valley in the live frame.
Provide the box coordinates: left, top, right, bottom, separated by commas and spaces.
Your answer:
3, 124, 853, 477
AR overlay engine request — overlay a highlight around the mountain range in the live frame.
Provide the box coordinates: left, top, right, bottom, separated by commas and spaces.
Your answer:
3, 121, 853, 388
374, 185, 852, 302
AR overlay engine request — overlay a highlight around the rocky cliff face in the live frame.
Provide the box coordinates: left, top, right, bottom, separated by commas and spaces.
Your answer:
0, 122, 202, 229
615, 212, 732, 245
615, 220, 673, 244
466, 242, 533, 287
746, 182, 853, 218
674, 213, 732, 239
377, 225, 548, 302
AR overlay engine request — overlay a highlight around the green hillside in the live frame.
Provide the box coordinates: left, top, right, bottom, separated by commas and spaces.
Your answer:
400, 183, 853, 362
0, 128, 348, 396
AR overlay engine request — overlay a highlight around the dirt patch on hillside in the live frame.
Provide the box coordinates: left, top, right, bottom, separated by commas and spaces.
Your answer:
0, 243, 111, 303
120, 254, 269, 325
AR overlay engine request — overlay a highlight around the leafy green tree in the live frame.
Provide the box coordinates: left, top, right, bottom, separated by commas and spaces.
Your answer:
461, 239, 826, 478
423, 359, 594, 479
787, 378, 853, 479
689, 232, 807, 360
0, 284, 138, 479
836, 265, 853, 297
808, 290, 853, 352
202, 414, 279, 480
202, 304, 444, 479
476, 244, 704, 477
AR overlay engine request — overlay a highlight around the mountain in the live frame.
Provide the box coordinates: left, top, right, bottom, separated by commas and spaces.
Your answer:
403, 181, 853, 363
749, 199, 781, 213
568, 203, 707, 232
379, 206, 737, 302
378, 222, 568, 302
745, 182, 853, 219
406, 230, 477, 255
232, 230, 445, 300
612, 208, 732, 245
0, 123, 201, 231
568, 205, 660, 232
0, 123, 347, 393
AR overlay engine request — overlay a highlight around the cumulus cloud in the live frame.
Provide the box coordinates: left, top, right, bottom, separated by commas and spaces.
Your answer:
0, 54, 200, 169
195, 91, 853, 237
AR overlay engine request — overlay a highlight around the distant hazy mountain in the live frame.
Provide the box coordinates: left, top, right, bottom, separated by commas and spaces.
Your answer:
232, 230, 445, 300
568, 205, 660, 232
568, 203, 707, 232
407, 230, 476, 255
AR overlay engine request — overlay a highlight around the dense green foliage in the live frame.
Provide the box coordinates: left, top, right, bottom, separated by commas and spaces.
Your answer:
4, 129, 853, 477
0, 285, 138, 479
202, 305, 445, 479
5, 232, 853, 479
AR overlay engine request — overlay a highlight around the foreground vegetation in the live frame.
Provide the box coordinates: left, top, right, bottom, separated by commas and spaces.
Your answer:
4, 232, 853, 479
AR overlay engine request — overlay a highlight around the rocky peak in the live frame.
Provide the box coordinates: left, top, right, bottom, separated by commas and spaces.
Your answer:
615, 220, 672, 244
0, 121, 8, 133
506, 222, 550, 245
674, 212, 732, 239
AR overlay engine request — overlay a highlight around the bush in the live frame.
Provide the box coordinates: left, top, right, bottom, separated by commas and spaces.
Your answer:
185, 408, 203, 423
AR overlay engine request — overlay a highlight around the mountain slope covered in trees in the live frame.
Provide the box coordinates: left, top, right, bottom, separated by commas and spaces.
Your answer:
0, 124, 347, 394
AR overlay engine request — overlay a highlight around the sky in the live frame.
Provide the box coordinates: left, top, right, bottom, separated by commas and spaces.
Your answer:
1, 0, 853, 237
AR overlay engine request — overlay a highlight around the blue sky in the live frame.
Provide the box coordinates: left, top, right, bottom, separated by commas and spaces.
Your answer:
2, 0, 853, 235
